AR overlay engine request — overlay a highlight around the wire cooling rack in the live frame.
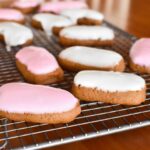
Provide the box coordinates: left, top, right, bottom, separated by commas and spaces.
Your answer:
0, 20, 150, 150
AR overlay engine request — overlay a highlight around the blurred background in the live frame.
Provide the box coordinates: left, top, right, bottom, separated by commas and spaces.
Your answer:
0, 0, 150, 37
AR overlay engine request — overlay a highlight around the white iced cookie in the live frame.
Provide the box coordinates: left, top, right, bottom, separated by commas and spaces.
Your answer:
58, 46, 125, 72
72, 71, 146, 105
32, 13, 74, 35
74, 71, 145, 92
0, 22, 33, 51
59, 26, 114, 46
60, 8, 104, 25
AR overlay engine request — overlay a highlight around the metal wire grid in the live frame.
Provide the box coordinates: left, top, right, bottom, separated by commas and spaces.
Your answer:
0, 21, 150, 150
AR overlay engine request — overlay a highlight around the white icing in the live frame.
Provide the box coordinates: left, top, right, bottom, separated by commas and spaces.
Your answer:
0, 22, 33, 48
61, 8, 104, 23
33, 13, 74, 35
60, 26, 114, 40
59, 46, 123, 67
74, 71, 145, 92
6, 45, 11, 52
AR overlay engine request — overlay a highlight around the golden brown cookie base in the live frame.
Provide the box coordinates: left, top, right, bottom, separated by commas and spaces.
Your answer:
23, 39, 33, 46
16, 59, 64, 84
52, 26, 65, 36
0, 103, 81, 124
129, 59, 150, 74
0, 0, 12, 7
77, 18, 103, 25
13, 5, 39, 14
0, 34, 4, 41
0, 18, 25, 24
32, 19, 43, 30
59, 36, 114, 47
58, 57, 125, 72
72, 84, 146, 105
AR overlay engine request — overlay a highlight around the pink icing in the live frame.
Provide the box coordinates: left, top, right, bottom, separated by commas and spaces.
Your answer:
15, 46, 59, 74
39, 1, 88, 13
12, 0, 39, 8
0, 83, 78, 113
0, 8, 24, 21
130, 38, 150, 67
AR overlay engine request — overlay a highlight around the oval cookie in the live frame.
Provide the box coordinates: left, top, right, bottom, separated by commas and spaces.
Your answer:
0, 8, 25, 24
0, 22, 33, 50
0, 83, 81, 124
15, 46, 64, 84
58, 46, 125, 72
72, 71, 146, 105
32, 13, 74, 35
130, 38, 150, 74
61, 8, 104, 25
12, 0, 40, 14
59, 26, 114, 46
39, 1, 88, 13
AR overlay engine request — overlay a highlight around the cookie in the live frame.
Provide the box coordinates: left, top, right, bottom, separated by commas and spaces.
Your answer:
12, 0, 40, 14
32, 13, 74, 36
130, 38, 150, 74
59, 26, 114, 46
58, 46, 125, 72
0, 83, 81, 124
72, 71, 146, 105
15, 46, 64, 84
0, 8, 25, 24
0, 22, 33, 51
39, 1, 88, 14
60, 8, 104, 25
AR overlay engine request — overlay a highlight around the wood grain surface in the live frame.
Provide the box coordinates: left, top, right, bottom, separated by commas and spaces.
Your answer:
88, 0, 150, 37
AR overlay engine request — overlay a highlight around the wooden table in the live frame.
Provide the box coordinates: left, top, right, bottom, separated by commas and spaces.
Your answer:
49, 0, 150, 150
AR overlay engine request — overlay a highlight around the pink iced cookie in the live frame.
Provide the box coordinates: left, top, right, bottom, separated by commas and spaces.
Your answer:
130, 38, 150, 73
16, 46, 59, 74
12, 0, 40, 13
39, 1, 88, 14
0, 8, 24, 23
15, 46, 64, 84
0, 82, 81, 124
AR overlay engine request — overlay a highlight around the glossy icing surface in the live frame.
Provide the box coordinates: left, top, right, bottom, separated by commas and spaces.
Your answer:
39, 1, 88, 13
0, 8, 24, 21
60, 26, 114, 40
74, 71, 145, 92
59, 46, 123, 67
61, 8, 104, 23
0, 22, 33, 47
33, 13, 74, 35
16, 46, 59, 74
0, 83, 78, 113
130, 38, 150, 67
